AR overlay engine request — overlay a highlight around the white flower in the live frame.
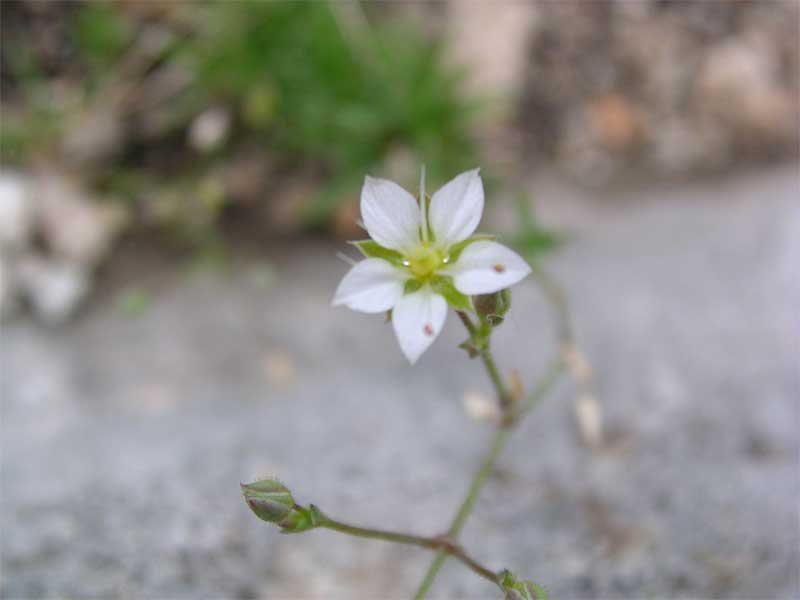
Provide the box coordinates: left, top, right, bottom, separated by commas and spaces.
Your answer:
333, 168, 531, 364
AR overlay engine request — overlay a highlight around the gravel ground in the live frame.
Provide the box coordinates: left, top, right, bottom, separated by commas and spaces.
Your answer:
2, 166, 798, 599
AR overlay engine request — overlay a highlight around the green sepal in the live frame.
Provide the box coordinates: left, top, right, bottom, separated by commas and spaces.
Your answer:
278, 504, 325, 534
403, 279, 422, 294
350, 240, 404, 266
430, 276, 473, 312
446, 233, 496, 263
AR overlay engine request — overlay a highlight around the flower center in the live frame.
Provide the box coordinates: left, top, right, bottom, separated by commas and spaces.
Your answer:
407, 245, 443, 279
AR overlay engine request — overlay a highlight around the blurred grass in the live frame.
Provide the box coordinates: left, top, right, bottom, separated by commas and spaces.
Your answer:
2, 1, 482, 238
189, 1, 481, 222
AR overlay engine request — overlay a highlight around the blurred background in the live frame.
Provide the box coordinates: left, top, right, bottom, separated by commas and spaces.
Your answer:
1, 1, 798, 598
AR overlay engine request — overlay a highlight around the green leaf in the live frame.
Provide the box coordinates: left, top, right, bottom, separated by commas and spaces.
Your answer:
350, 240, 405, 266
431, 276, 473, 312
447, 233, 496, 263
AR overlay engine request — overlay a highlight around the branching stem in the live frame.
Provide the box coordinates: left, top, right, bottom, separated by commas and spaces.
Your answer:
413, 309, 567, 598
291, 270, 581, 598
319, 515, 503, 590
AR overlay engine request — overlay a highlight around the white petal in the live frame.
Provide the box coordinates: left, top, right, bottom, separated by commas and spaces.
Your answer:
361, 176, 421, 252
332, 258, 406, 313
446, 241, 531, 295
429, 169, 484, 248
392, 289, 447, 364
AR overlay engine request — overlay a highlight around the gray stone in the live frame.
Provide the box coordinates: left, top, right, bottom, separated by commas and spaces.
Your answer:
34, 172, 126, 268
2, 166, 798, 598
0, 171, 34, 249
16, 256, 90, 324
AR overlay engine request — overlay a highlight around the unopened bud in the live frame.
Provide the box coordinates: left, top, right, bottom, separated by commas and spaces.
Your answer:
474, 289, 511, 326
241, 479, 321, 533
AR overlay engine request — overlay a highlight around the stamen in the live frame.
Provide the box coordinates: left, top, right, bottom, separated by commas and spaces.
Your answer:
493, 264, 506, 273
423, 323, 435, 337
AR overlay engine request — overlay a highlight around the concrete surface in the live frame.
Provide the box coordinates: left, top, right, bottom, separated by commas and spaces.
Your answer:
2, 166, 798, 599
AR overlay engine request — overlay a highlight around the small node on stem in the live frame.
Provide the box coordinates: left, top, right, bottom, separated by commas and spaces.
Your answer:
500, 569, 549, 600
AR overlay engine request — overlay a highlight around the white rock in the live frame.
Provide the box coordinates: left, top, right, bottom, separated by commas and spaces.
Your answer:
0, 171, 34, 249
188, 107, 231, 153
34, 172, 125, 267
17, 256, 90, 324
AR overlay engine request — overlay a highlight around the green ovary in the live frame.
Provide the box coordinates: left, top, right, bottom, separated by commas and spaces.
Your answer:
407, 245, 443, 279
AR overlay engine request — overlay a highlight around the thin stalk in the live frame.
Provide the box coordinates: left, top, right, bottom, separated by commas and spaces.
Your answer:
414, 427, 510, 599
416, 270, 579, 597
319, 516, 502, 589
321, 518, 438, 549
479, 346, 512, 411
414, 352, 566, 599
455, 311, 511, 410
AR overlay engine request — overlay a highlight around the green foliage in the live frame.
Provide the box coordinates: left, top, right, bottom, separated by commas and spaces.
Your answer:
3, 1, 482, 239
0, 102, 61, 164
0, 30, 65, 163
186, 1, 480, 222
72, 2, 135, 77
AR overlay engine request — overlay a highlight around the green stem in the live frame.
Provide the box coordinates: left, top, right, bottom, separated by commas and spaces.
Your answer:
319, 516, 502, 589
414, 352, 566, 599
456, 311, 512, 410
414, 427, 510, 599
480, 345, 513, 411
321, 517, 438, 548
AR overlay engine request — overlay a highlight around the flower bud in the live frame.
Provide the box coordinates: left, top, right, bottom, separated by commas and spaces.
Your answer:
474, 289, 511, 326
241, 479, 320, 533
241, 479, 294, 522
